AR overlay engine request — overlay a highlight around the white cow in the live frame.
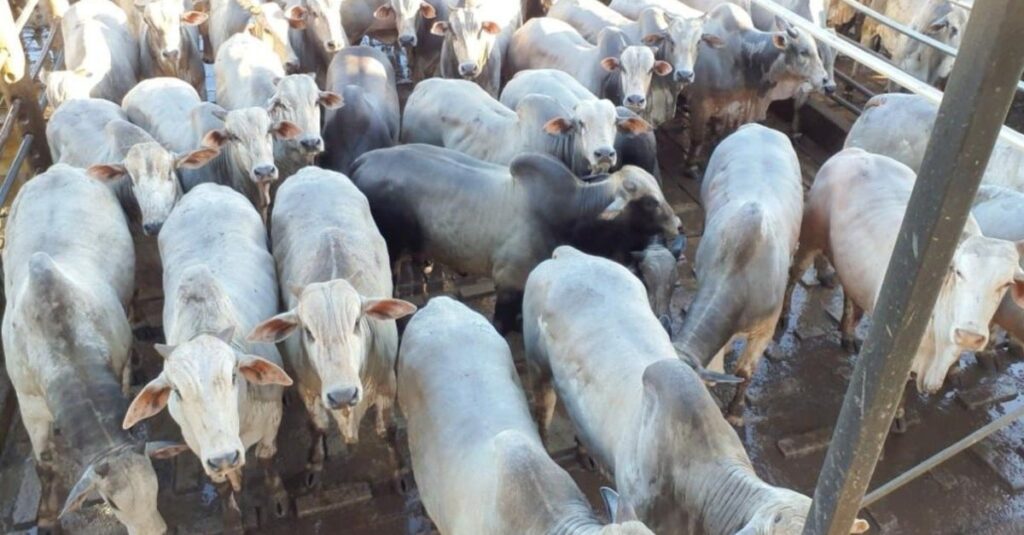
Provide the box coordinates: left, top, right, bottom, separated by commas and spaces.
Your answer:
3, 165, 186, 534
399, 296, 654, 535
43, 0, 140, 109
123, 184, 293, 529
845, 93, 1024, 192
132, 0, 207, 97
790, 148, 1024, 394
675, 124, 803, 425
522, 246, 870, 535
403, 78, 650, 175
973, 186, 1024, 351
861, 0, 968, 87
249, 166, 416, 488
288, 0, 349, 85
207, 0, 305, 71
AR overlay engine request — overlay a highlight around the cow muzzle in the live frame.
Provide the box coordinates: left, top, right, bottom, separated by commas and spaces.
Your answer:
325, 40, 343, 52
300, 136, 324, 153
591, 148, 616, 172
399, 34, 417, 47
458, 62, 480, 78
204, 449, 243, 476
674, 69, 695, 83
162, 48, 180, 61
142, 221, 164, 236
324, 386, 362, 410
624, 94, 646, 111
822, 80, 836, 95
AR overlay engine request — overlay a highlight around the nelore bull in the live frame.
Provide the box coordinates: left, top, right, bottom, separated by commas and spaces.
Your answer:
349, 144, 680, 333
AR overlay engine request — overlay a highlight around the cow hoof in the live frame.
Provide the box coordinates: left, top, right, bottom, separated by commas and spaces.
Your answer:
817, 272, 837, 289
841, 336, 861, 354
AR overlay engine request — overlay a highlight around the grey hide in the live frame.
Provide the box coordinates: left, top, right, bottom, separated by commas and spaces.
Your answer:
399, 297, 654, 535
522, 246, 815, 535
2, 165, 177, 535
321, 46, 401, 176
674, 124, 803, 425
972, 186, 1024, 349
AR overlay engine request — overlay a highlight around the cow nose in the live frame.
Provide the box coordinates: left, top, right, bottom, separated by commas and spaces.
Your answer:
253, 165, 278, 181
593, 147, 616, 162
324, 387, 361, 410
142, 222, 163, 236
205, 450, 242, 473
300, 136, 323, 152
674, 69, 695, 83
162, 49, 180, 60
398, 34, 416, 47
823, 81, 836, 95
325, 40, 342, 52
458, 62, 479, 77
625, 95, 646, 108
954, 328, 987, 351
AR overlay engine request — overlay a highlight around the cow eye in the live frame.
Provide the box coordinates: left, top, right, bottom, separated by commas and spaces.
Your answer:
173, 388, 181, 399
107, 497, 119, 511
304, 327, 315, 341
954, 269, 964, 280
232, 373, 237, 386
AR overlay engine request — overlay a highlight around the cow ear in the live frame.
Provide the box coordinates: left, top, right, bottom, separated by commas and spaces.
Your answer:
247, 310, 301, 343
771, 32, 787, 49
430, 21, 449, 35
616, 116, 652, 134
543, 117, 575, 135
419, 2, 436, 19
319, 91, 344, 109
850, 518, 870, 534
1011, 268, 1024, 308
928, 14, 950, 33
202, 129, 230, 148
702, 32, 725, 48
272, 120, 302, 140
374, 4, 394, 19
61, 466, 98, 518
481, 21, 500, 35
653, 60, 673, 77
145, 441, 190, 460
286, 5, 307, 29
600, 56, 620, 71
600, 487, 638, 523
175, 147, 219, 169
123, 375, 172, 429
237, 354, 293, 386
86, 164, 128, 182
192, 0, 210, 13
599, 196, 628, 220
181, 10, 208, 25
153, 343, 175, 359
362, 298, 418, 320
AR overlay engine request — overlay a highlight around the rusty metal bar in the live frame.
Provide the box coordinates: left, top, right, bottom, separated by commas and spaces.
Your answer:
834, 69, 876, 100
828, 91, 862, 116
1, 135, 33, 204
801, 0, 1024, 533
0, 0, 52, 171
0, 99, 22, 151
861, 401, 1024, 508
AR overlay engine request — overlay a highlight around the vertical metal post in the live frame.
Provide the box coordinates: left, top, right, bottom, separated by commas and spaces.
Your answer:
802, 2, 1024, 534
0, 0, 52, 173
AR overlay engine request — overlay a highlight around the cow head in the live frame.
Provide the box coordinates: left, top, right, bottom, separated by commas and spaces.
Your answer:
293, 0, 348, 54
375, 0, 436, 48
602, 46, 672, 113
88, 128, 218, 236
919, 235, 1024, 393
202, 107, 300, 205
630, 241, 680, 326
600, 166, 680, 240
431, 6, 500, 79
736, 496, 869, 535
61, 443, 187, 535
40, 67, 98, 110
641, 9, 723, 85
266, 74, 343, 161
135, 0, 207, 68
248, 277, 415, 440
771, 17, 829, 92
542, 98, 651, 174
895, 5, 968, 86
246, 2, 305, 72
124, 318, 292, 481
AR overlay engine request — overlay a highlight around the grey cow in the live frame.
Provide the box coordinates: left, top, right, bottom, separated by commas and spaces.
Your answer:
3, 165, 187, 534
249, 166, 416, 490
399, 296, 655, 535
522, 246, 870, 535
321, 46, 401, 175
674, 124, 803, 425
684, 3, 828, 163
350, 145, 680, 333
432, 0, 522, 97
133, 0, 208, 98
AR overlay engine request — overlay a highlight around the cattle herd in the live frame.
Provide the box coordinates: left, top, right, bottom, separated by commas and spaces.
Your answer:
0, 0, 1008, 533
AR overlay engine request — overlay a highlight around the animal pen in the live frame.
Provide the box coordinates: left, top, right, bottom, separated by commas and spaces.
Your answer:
2, 0, 1024, 533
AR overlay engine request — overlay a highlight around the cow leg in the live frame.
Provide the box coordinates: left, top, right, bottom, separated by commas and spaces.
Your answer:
727, 331, 771, 426
840, 295, 864, 353
780, 247, 818, 335
494, 289, 524, 336
256, 438, 289, 520
300, 392, 329, 490
529, 366, 557, 446
686, 104, 710, 172
216, 480, 243, 532
374, 397, 407, 494
20, 395, 60, 532
815, 255, 837, 288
